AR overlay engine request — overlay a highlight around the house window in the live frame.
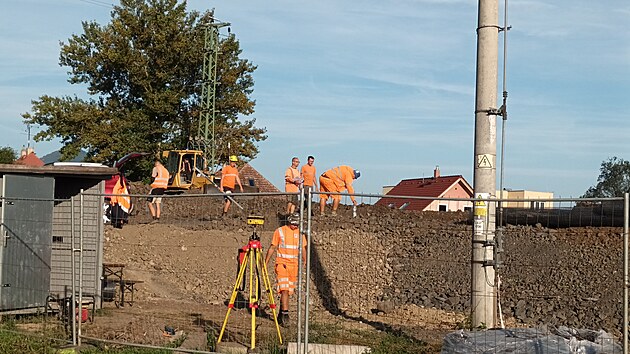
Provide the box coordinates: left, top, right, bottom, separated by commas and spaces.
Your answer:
438, 204, 448, 212
464, 206, 472, 212
53, 236, 64, 243
248, 178, 256, 187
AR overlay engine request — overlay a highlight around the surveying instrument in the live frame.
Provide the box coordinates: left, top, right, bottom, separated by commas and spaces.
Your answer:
217, 215, 282, 351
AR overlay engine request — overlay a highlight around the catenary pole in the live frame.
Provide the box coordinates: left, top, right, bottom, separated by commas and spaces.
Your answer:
472, 0, 499, 328
199, 18, 229, 173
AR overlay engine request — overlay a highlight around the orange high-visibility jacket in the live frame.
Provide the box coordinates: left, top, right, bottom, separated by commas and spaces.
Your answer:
151, 165, 169, 189
301, 164, 317, 187
221, 164, 239, 189
285, 167, 300, 193
322, 165, 355, 195
272, 225, 306, 266
111, 179, 131, 213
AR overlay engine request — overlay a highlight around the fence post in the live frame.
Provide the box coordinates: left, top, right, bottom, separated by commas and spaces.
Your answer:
303, 189, 313, 354
624, 193, 628, 354
78, 189, 84, 346
70, 196, 77, 346
296, 188, 304, 354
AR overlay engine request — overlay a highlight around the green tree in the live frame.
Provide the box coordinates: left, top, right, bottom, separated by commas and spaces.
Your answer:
23, 0, 266, 168
0, 147, 16, 164
583, 157, 630, 198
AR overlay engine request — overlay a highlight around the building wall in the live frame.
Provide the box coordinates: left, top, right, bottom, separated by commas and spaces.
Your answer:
425, 181, 473, 211
51, 179, 104, 303
497, 190, 553, 209
382, 186, 395, 195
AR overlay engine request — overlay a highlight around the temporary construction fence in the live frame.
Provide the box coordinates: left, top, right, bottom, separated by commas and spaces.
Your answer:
0, 190, 628, 353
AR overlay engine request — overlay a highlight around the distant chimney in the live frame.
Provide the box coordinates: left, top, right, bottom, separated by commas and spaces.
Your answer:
434, 165, 440, 178
27, 147, 34, 155
20, 147, 27, 158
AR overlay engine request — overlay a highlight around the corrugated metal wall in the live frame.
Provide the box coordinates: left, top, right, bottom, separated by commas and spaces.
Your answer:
51, 180, 104, 304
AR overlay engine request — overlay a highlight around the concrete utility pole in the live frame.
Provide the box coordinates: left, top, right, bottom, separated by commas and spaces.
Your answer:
472, 0, 500, 328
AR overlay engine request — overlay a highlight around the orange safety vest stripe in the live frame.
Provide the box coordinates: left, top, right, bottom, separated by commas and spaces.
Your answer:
151, 165, 169, 188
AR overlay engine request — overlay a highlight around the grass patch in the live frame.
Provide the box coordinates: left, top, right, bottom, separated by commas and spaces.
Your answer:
80, 347, 172, 354
0, 316, 173, 354
0, 315, 69, 354
307, 321, 439, 354
0, 328, 59, 354
368, 330, 437, 354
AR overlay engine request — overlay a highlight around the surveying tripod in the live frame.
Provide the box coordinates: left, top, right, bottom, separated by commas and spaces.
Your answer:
217, 216, 282, 351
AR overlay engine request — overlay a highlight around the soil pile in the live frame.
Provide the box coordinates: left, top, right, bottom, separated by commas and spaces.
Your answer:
105, 193, 624, 340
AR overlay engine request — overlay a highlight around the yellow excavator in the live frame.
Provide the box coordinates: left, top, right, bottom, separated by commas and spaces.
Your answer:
161, 149, 217, 193
161, 149, 244, 209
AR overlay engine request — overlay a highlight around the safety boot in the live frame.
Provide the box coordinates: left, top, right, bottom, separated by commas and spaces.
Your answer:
279, 311, 290, 327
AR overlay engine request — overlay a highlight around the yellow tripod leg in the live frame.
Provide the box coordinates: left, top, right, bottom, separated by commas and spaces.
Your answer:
218, 248, 250, 343
250, 247, 256, 349
258, 250, 283, 344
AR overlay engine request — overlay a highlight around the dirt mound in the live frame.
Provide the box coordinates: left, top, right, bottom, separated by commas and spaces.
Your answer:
99, 195, 624, 348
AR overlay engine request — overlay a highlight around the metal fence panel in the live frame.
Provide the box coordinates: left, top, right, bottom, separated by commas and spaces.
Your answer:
44, 190, 628, 353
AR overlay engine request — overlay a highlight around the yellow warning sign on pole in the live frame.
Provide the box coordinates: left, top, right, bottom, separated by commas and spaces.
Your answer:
474, 193, 488, 217
476, 154, 494, 169
474, 200, 487, 216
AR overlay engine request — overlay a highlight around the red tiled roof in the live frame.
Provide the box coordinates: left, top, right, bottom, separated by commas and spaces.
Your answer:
14, 153, 44, 167
375, 175, 472, 211
238, 163, 281, 193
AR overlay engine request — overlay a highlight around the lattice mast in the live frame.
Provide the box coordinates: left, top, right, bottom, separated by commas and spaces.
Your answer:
198, 17, 229, 173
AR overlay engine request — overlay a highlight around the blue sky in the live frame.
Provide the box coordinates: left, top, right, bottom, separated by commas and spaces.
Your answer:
1, 0, 629, 198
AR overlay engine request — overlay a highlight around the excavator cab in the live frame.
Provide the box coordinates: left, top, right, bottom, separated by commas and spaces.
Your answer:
162, 150, 211, 192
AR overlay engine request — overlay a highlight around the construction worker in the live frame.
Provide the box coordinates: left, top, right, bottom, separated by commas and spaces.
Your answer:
220, 155, 243, 216
319, 165, 360, 216
301, 155, 318, 209
148, 159, 169, 222
181, 157, 192, 183
284, 157, 302, 214
264, 212, 307, 327
110, 175, 131, 229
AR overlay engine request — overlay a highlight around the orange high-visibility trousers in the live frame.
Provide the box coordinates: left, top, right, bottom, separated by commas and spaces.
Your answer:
275, 263, 298, 294
319, 175, 341, 202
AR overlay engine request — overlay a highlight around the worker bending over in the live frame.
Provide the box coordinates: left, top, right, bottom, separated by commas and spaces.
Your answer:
265, 213, 307, 327
319, 165, 360, 216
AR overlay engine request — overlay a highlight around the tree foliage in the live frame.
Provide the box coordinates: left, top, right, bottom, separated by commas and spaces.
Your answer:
23, 0, 266, 167
583, 157, 630, 198
0, 147, 16, 164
